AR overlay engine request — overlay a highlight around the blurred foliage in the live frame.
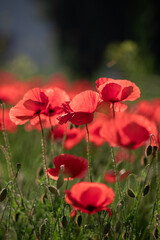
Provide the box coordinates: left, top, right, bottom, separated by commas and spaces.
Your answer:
4, 55, 38, 80
104, 40, 160, 99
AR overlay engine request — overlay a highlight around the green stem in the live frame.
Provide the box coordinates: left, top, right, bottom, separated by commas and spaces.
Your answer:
1, 102, 14, 179
130, 158, 154, 238
38, 114, 49, 185
111, 146, 122, 199
112, 102, 115, 118
61, 124, 68, 153
111, 103, 122, 199
86, 124, 92, 182
150, 134, 159, 224
39, 115, 54, 237
49, 115, 55, 155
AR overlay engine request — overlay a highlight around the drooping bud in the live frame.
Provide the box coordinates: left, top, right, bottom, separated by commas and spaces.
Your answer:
0, 188, 7, 202
143, 184, 150, 196
146, 145, 152, 157
48, 185, 59, 195
127, 188, 135, 198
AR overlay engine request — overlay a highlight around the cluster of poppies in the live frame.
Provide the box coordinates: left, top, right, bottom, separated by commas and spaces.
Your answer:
1, 70, 160, 215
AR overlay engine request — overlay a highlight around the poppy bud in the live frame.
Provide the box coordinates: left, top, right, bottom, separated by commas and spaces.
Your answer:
77, 215, 82, 227
127, 188, 135, 198
143, 184, 150, 196
41, 193, 48, 204
56, 168, 64, 189
16, 163, 21, 171
146, 145, 152, 157
153, 146, 158, 157
0, 188, 7, 202
13, 212, 20, 222
143, 157, 148, 166
48, 185, 59, 195
61, 216, 67, 228
39, 223, 46, 236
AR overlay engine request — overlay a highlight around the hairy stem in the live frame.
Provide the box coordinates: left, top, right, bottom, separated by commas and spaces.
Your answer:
86, 124, 92, 182
38, 114, 49, 185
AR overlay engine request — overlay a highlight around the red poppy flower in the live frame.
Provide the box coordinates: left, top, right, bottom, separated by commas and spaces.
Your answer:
153, 105, 160, 127
47, 154, 88, 181
9, 87, 69, 126
9, 88, 49, 125
100, 113, 157, 149
96, 78, 140, 112
57, 90, 101, 125
41, 88, 70, 126
65, 182, 115, 216
104, 169, 130, 183
49, 123, 85, 149
131, 100, 155, 121
57, 90, 110, 126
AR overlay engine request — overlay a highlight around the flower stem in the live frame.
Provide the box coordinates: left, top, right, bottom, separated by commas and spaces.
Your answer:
110, 146, 122, 199
38, 114, 49, 185
49, 116, 55, 155
1, 102, 14, 179
129, 158, 154, 238
86, 124, 92, 182
112, 102, 115, 118
111, 103, 122, 199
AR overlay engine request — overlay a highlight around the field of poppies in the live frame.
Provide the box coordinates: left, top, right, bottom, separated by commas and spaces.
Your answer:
0, 70, 160, 239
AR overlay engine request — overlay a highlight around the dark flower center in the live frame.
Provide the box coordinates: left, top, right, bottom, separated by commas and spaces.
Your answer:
86, 205, 96, 212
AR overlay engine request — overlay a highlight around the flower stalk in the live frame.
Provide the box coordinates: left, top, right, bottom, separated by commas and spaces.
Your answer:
38, 114, 49, 185
86, 123, 92, 182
